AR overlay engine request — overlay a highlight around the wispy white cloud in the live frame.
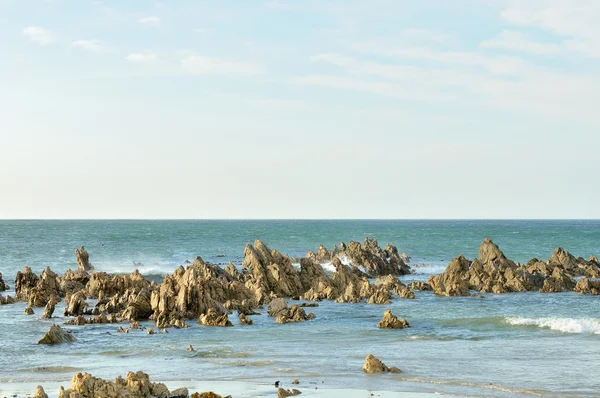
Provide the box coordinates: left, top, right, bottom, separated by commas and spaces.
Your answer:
181, 56, 263, 76
480, 31, 562, 55
126, 52, 158, 63
23, 26, 54, 45
71, 40, 109, 53
138, 16, 161, 26
399, 28, 449, 44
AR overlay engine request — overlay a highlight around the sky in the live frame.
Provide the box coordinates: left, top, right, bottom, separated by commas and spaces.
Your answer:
0, 0, 599, 219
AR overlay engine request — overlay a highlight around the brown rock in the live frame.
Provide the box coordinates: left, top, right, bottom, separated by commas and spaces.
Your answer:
362, 354, 398, 374
24, 306, 34, 315
75, 246, 93, 271
198, 308, 232, 327
42, 298, 57, 319
238, 312, 253, 325
278, 388, 302, 397
575, 278, 600, 295
377, 310, 409, 329
0, 294, 16, 305
14, 266, 39, 302
38, 324, 76, 344
33, 385, 49, 398
427, 255, 471, 297
65, 371, 172, 398
0, 272, 8, 291
64, 291, 89, 316
28, 267, 62, 307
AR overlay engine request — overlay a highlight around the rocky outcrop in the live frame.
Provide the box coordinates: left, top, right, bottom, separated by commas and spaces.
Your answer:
330, 257, 373, 303
61, 269, 90, 295
299, 258, 335, 301
14, 266, 39, 302
28, 267, 62, 307
375, 275, 415, 299
307, 238, 410, 277
377, 310, 409, 329
367, 287, 392, 304
0, 272, 8, 291
0, 294, 16, 305
33, 385, 49, 398
540, 267, 576, 293
238, 312, 253, 325
362, 354, 401, 374
408, 282, 431, 291
198, 308, 233, 327
38, 324, 76, 344
150, 266, 227, 325
42, 298, 57, 319
427, 255, 471, 297
65, 313, 118, 326
60, 371, 172, 398
242, 240, 304, 300
24, 306, 34, 315
574, 278, 600, 295
268, 298, 315, 324
64, 291, 89, 316
76, 246, 93, 271
86, 270, 150, 299
121, 287, 153, 321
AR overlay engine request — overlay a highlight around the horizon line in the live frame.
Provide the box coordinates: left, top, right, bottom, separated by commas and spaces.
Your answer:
1, 218, 599, 221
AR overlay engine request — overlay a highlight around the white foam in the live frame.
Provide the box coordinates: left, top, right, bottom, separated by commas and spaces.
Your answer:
505, 317, 600, 335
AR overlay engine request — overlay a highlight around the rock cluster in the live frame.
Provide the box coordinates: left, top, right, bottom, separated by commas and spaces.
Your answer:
427, 238, 596, 296
268, 298, 315, 324
377, 310, 409, 329
59, 371, 171, 398
306, 238, 410, 277
362, 354, 401, 374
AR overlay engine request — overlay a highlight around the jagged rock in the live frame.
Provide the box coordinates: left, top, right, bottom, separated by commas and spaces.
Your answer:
33, 385, 49, 398
268, 298, 314, 324
0, 294, 16, 305
540, 267, 577, 293
65, 313, 116, 326
86, 270, 150, 299
28, 267, 62, 307
42, 298, 57, 319
188, 345, 195, 351
24, 306, 34, 315
151, 266, 227, 322
63, 371, 172, 398
238, 312, 253, 325
198, 308, 232, 327
171, 387, 189, 397
192, 393, 230, 398
64, 291, 89, 316
121, 287, 153, 321
367, 288, 392, 304
38, 324, 76, 344
362, 354, 400, 374
278, 388, 302, 397
377, 310, 409, 329
14, 266, 39, 302
0, 272, 8, 291
224, 263, 239, 278
408, 282, 431, 291
61, 269, 90, 295
427, 255, 471, 297
374, 275, 415, 299
575, 278, 600, 295
330, 257, 373, 303
243, 240, 304, 299
299, 258, 335, 301
75, 246, 93, 271
345, 238, 410, 277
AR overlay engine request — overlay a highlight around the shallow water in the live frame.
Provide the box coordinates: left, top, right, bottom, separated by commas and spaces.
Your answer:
1, 220, 599, 397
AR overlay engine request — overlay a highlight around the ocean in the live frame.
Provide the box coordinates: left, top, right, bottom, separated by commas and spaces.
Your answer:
1, 220, 599, 397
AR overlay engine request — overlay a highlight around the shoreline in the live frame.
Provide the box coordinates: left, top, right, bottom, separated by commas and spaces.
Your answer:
0, 379, 453, 398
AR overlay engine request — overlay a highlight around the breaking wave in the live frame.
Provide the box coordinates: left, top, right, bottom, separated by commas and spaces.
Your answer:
505, 317, 600, 335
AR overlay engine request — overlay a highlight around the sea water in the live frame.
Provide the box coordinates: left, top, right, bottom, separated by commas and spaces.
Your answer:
0, 220, 599, 397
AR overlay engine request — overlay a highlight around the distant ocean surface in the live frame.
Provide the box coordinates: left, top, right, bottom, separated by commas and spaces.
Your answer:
1, 220, 600, 397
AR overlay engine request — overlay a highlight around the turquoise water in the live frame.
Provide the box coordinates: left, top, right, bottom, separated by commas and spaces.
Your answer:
1, 220, 600, 397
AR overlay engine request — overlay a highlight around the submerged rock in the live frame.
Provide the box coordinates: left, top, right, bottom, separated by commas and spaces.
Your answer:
362, 354, 401, 374
0, 294, 16, 305
24, 306, 34, 315
268, 298, 315, 324
377, 310, 409, 329
238, 312, 253, 325
38, 324, 76, 344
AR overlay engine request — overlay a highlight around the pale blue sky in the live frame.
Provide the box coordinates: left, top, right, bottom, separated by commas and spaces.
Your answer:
0, 0, 599, 219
